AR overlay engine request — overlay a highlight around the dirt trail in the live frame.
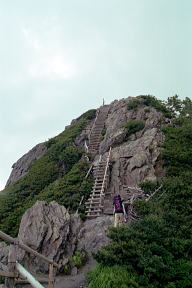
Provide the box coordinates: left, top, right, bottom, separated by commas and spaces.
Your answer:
15, 258, 96, 288
52, 257, 96, 288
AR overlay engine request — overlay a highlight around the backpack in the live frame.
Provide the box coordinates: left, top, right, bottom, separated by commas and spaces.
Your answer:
113, 195, 123, 213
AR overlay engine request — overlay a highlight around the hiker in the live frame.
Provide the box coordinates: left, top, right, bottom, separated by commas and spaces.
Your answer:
113, 194, 126, 227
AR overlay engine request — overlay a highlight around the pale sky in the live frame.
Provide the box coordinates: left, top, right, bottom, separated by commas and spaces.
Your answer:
0, 0, 191, 190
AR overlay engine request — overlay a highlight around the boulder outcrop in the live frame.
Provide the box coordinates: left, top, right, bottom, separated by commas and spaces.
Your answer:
77, 216, 113, 252
17, 201, 81, 272
6, 143, 47, 187
6, 201, 112, 274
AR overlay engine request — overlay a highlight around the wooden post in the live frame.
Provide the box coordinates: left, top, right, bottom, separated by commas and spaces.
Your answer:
5, 244, 16, 288
48, 264, 54, 288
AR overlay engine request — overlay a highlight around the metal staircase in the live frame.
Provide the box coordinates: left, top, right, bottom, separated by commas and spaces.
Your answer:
85, 148, 111, 218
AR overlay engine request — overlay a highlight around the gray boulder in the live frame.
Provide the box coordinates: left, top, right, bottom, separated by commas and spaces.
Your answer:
77, 216, 113, 253
17, 201, 82, 273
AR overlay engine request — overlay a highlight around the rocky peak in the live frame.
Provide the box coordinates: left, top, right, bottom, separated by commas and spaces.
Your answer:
6, 143, 47, 187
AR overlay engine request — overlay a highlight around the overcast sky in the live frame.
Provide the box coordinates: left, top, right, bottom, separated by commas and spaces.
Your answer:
0, 0, 191, 190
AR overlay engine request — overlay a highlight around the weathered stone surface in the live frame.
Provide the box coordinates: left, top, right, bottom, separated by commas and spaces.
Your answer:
0, 242, 9, 271
96, 97, 166, 199
77, 216, 113, 252
17, 201, 82, 273
6, 143, 47, 187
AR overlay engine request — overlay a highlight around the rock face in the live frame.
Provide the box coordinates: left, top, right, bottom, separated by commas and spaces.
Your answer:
17, 201, 82, 272
98, 97, 165, 197
77, 216, 113, 252
6, 143, 47, 187
0, 242, 9, 271
15, 201, 111, 273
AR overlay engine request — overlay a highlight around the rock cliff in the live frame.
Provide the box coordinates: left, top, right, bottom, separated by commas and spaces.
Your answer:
6, 143, 47, 187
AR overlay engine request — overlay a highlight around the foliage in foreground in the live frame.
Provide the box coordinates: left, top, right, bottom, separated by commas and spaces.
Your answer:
89, 97, 192, 288
87, 265, 138, 288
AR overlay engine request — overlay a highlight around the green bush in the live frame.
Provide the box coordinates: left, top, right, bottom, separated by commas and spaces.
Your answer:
123, 120, 145, 140
77, 109, 97, 121
141, 95, 172, 118
139, 180, 159, 195
87, 265, 138, 288
127, 99, 141, 110
71, 250, 87, 268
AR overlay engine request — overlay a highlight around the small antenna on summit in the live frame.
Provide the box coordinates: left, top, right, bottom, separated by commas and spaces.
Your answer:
103, 98, 105, 106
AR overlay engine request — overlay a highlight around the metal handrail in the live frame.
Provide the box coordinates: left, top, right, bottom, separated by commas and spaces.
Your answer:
16, 262, 44, 288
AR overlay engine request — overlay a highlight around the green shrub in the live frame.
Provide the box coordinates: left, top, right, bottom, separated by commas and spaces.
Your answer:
141, 95, 172, 118
87, 265, 138, 288
77, 109, 97, 121
139, 180, 158, 195
99, 135, 104, 141
63, 263, 71, 275
144, 108, 150, 113
143, 116, 148, 121
101, 127, 107, 136
148, 146, 154, 154
71, 250, 87, 268
127, 99, 141, 110
123, 120, 145, 140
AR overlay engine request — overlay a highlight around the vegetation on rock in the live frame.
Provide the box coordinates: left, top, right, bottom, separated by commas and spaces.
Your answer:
0, 110, 95, 236
123, 120, 145, 140
88, 96, 192, 288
